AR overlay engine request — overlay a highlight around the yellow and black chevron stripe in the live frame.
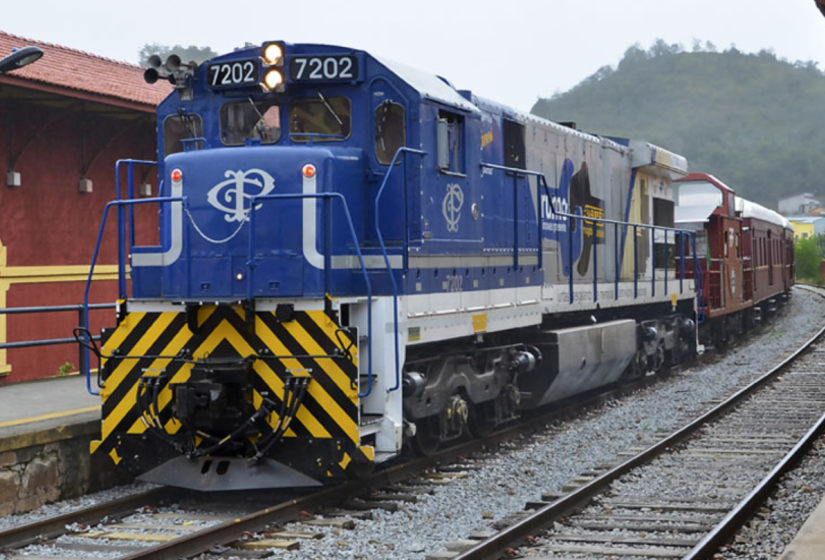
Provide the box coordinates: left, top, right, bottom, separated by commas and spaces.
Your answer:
90, 304, 372, 478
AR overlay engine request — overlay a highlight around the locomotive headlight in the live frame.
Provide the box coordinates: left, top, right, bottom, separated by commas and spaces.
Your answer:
262, 43, 284, 66
302, 164, 316, 178
262, 68, 285, 92
171, 168, 183, 182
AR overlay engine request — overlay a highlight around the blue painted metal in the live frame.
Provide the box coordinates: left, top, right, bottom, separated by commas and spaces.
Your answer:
374, 147, 427, 393
181, 137, 206, 151
246, 191, 375, 398
82, 195, 186, 395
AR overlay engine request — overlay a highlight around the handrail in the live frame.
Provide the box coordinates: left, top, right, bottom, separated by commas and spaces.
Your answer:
0, 303, 114, 381
246, 192, 376, 398
374, 147, 427, 393
479, 162, 699, 309
82, 196, 186, 395
480, 163, 547, 270
115, 159, 157, 297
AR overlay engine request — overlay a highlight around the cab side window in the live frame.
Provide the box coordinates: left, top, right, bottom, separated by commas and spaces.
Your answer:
375, 101, 405, 165
504, 119, 526, 170
437, 110, 464, 174
163, 113, 203, 157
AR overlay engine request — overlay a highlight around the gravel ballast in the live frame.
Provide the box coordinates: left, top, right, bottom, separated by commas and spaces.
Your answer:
3, 288, 824, 560
264, 289, 825, 559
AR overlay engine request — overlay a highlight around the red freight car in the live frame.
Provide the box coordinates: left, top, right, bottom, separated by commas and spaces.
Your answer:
675, 173, 793, 345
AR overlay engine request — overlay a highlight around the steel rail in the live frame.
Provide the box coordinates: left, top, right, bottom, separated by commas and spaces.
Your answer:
0, 487, 175, 550
117, 371, 672, 560
0, 347, 673, 559
452, 286, 824, 560
0, 303, 763, 559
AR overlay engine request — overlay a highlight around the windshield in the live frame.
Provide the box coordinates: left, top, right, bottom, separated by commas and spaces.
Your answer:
220, 100, 281, 145
289, 96, 351, 142
675, 181, 723, 207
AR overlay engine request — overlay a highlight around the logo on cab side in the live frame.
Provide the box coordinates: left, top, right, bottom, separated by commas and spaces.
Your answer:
442, 182, 464, 233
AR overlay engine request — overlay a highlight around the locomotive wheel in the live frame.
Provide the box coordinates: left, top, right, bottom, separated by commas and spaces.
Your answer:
411, 418, 441, 456
467, 401, 496, 438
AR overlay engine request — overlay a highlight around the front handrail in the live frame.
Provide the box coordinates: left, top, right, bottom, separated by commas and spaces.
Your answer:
246, 192, 376, 398
374, 147, 427, 393
115, 159, 157, 296
82, 196, 186, 395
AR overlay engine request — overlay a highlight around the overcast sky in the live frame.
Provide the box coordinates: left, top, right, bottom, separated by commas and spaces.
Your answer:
3, 0, 825, 111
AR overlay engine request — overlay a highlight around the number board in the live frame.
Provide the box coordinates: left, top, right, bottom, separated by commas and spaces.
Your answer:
289, 55, 359, 83
207, 59, 259, 89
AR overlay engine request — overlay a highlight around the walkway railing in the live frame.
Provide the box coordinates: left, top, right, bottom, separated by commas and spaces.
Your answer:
0, 303, 115, 383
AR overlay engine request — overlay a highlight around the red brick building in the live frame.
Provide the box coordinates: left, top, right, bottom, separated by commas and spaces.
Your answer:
0, 32, 170, 383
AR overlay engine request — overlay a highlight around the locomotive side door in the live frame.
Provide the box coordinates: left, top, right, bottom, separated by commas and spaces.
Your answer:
370, 79, 413, 246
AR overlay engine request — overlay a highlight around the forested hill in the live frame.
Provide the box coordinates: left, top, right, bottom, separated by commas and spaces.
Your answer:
531, 41, 825, 207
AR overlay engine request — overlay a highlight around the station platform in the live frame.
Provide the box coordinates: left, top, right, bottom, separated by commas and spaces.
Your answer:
0, 374, 99, 438
0, 375, 124, 516
0, 374, 100, 457
779, 493, 825, 559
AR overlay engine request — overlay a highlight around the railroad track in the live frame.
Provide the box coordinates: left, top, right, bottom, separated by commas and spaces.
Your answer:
0, 362, 679, 560
432, 287, 825, 560
0, 290, 811, 560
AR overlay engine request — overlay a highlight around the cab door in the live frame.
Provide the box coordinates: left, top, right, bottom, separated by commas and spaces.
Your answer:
370, 79, 411, 246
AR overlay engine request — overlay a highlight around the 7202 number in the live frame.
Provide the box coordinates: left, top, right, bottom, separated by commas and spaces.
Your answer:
207, 60, 258, 88
289, 55, 357, 82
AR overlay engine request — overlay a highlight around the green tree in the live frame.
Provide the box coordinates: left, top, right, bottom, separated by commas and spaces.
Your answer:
531, 40, 825, 207
794, 236, 822, 283
138, 43, 218, 66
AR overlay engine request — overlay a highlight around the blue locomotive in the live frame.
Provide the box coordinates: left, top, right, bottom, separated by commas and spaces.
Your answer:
83, 42, 700, 490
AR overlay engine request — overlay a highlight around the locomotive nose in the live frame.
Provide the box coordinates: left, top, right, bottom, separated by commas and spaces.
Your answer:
161, 147, 335, 300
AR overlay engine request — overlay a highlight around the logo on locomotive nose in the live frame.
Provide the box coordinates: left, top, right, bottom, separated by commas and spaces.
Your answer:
442, 182, 464, 233
207, 169, 276, 223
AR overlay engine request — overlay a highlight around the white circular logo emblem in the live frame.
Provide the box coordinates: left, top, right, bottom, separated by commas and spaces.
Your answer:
207, 168, 276, 223
442, 182, 464, 233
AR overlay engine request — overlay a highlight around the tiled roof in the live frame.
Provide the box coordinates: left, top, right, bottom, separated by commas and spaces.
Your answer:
0, 30, 171, 107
